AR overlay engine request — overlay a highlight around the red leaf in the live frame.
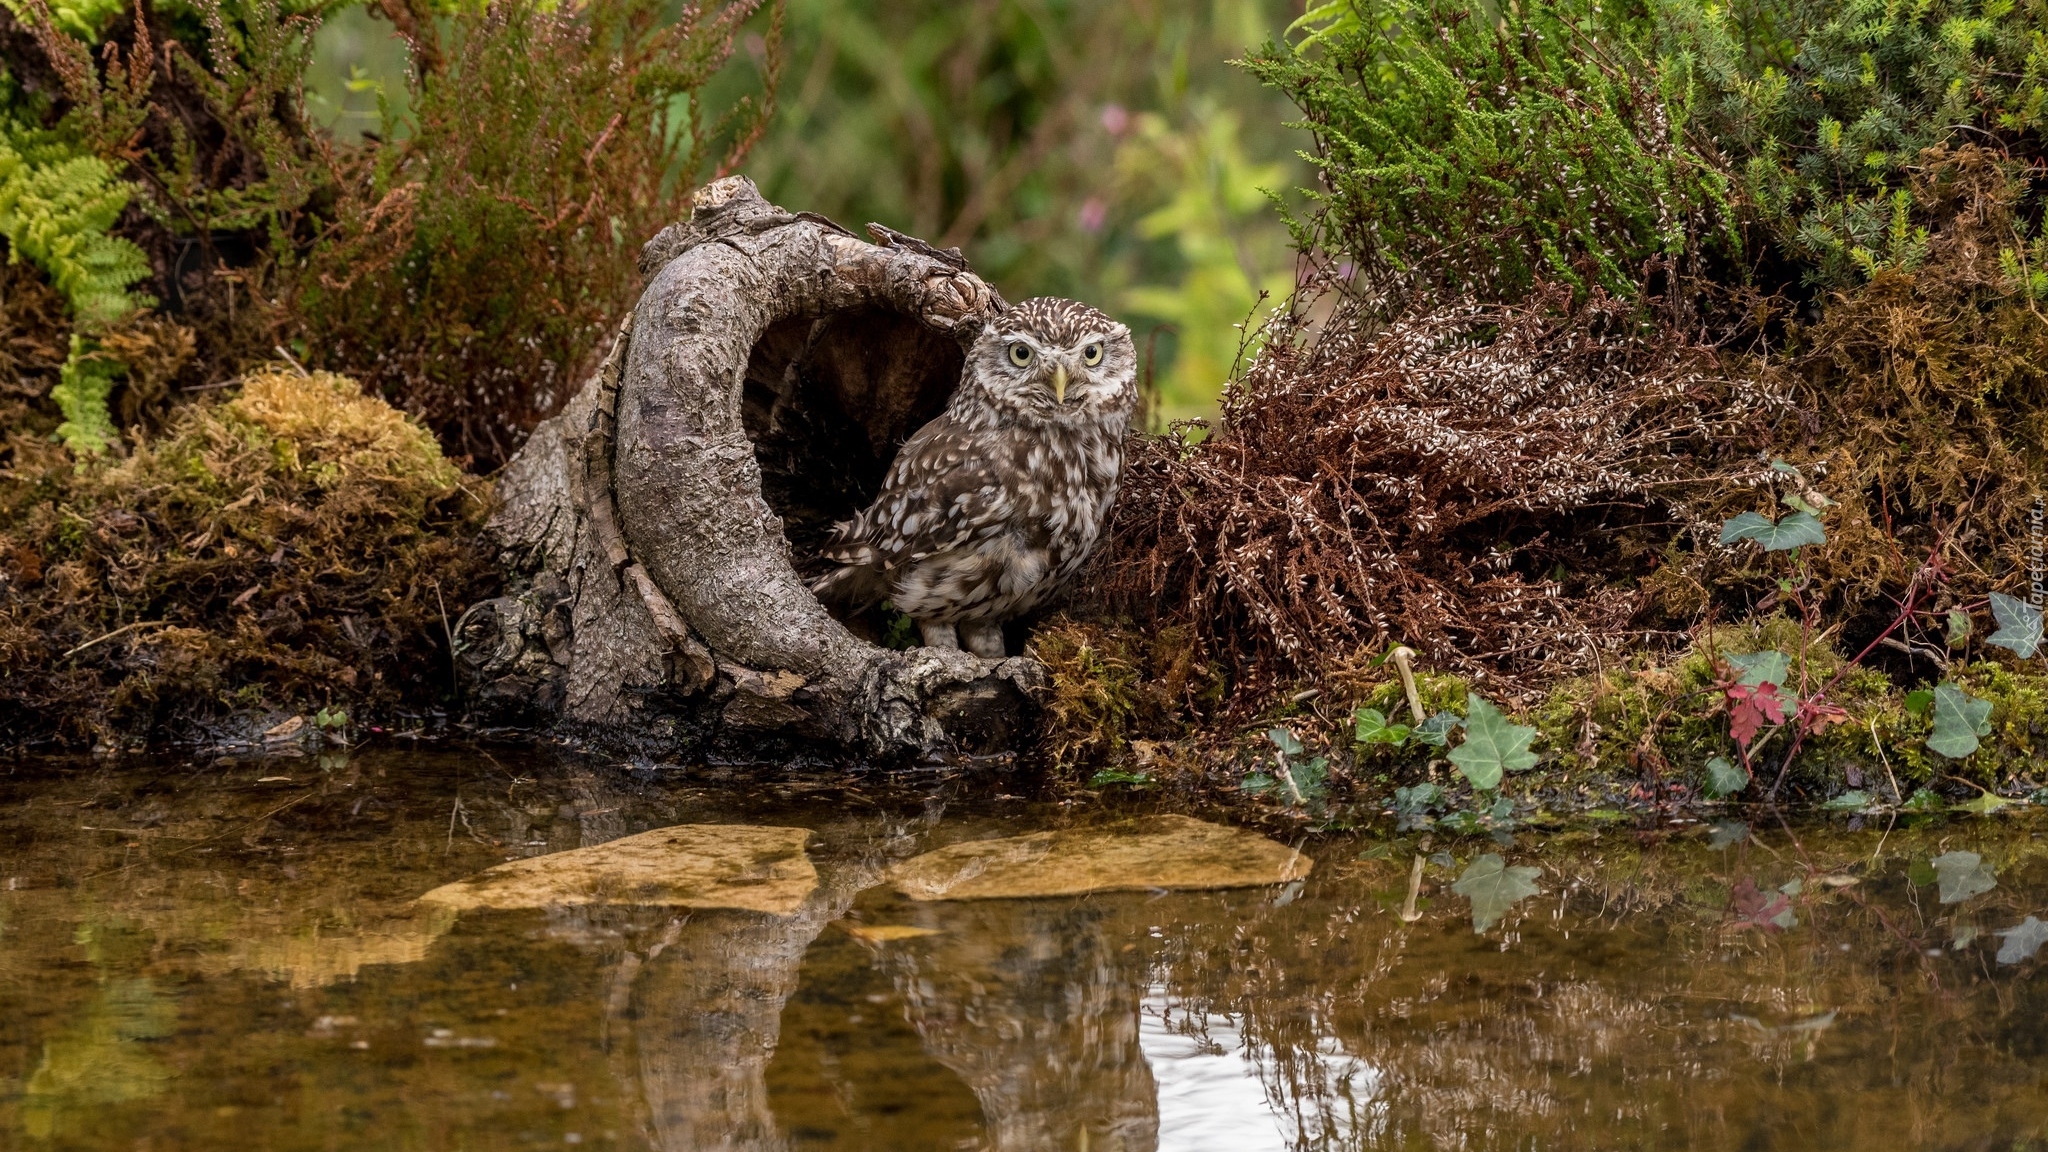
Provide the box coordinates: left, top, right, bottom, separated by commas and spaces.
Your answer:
1728, 876, 1795, 934
1798, 699, 1852, 736
1726, 682, 1786, 750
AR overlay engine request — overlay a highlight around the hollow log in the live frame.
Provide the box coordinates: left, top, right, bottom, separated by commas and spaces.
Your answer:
462, 176, 1046, 758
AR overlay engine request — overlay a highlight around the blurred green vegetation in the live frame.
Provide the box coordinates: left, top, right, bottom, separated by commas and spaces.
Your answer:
686, 0, 1310, 423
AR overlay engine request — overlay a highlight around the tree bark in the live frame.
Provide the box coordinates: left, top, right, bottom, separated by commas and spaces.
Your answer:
461, 176, 1045, 758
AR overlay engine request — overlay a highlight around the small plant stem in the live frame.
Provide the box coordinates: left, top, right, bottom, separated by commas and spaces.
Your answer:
1391, 646, 1425, 724
1276, 753, 1305, 807
1869, 716, 1902, 805
1400, 854, 1425, 922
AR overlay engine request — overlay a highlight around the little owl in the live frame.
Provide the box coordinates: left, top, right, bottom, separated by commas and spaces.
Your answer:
813, 297, 1138, 658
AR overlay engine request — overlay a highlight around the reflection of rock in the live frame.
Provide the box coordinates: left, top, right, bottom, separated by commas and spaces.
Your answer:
416, 824, 816, 914
877, 899, 1160, 1152
223, 907, 457, 989
888, 814, 1312, 901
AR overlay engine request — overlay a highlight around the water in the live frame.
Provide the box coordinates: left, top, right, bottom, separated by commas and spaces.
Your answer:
2, 749, 2045, 1151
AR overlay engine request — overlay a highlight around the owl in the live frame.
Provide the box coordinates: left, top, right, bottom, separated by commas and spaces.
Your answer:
813, 297, 1139, 658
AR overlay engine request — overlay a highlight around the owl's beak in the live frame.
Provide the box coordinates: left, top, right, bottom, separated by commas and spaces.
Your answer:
1051, 363, 1068, 404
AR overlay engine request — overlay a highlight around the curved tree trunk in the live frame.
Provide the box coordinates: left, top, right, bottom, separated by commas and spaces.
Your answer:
461, 176, 1045, 758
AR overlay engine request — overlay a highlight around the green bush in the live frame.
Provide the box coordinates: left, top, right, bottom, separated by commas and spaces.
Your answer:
1247, 0, 1736, 310
1670, 0, 2048, 289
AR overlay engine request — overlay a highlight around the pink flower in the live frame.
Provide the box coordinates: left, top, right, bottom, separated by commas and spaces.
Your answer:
1077, 197, 1108, 233
1100, 104, 1130, 136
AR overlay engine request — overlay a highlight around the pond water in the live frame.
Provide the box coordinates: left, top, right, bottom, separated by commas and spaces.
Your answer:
2, 748, 2045, 1151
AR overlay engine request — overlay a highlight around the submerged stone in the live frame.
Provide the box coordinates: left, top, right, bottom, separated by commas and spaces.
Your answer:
887, 814, 1312, 901
416, 824, 816, 915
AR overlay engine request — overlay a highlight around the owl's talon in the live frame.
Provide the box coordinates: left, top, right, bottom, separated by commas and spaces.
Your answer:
918, 620, 960, 650
959, 621, 1007, 659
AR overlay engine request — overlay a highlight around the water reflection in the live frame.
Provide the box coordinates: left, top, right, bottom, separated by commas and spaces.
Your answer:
1, 750, 2046, 1151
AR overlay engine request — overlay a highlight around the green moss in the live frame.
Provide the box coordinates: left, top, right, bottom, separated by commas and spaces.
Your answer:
0, 368, 494, 746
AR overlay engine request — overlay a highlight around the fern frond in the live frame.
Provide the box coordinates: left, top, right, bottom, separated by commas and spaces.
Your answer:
0, 125, 155, 329
51, 334, 124, 456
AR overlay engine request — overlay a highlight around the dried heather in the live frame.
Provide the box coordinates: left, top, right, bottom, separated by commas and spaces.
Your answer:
1098, 287, 1784, 703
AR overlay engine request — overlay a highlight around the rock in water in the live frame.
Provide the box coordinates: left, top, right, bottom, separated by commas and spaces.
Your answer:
887, 814, 1311, 901
416, 825, 816, 915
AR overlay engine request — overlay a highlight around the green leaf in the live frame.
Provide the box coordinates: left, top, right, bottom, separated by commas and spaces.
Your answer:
1927, 682, 1992, 759
1903, 689, 1935, 717
1901, 787, 1944, 812
1907, 857, 1938, 887
1822, 789, 1873, 812
1954, 791, 2012, 816
1087, 768, 1153, 789
1241, 772, 1276, 795
1726, 650, 1791, 688
1410, 712, 1460, 747
1436, 810, 1483, 835
1451, 853, 1541, 933
1720, 510, 1827, 551
1447, 696, 1539, 790
1267, 727, 1304, 758
1704, 756, 1749, 799
1946, 608, 1973, 645
1707, 820, 1749, 849
1353, 708, 1410, 747
1392, 782, 1444, 814
1931, 851, 1997, 904
1986, 593, 2043, 659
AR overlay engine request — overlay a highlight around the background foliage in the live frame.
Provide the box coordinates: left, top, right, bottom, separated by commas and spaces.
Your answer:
704, 0, 1309, 422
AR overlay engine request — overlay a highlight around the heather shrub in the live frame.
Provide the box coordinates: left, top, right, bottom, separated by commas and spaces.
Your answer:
5, 0, 774, 466
1244, 0, 1736, 313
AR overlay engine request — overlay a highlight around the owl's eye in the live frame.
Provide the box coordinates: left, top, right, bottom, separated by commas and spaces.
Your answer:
1081, 342, 1103, 366
1007, 342, 1034, 367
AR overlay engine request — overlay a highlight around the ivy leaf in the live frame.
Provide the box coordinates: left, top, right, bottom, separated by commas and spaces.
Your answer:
1822, 789, 1873, 812
1409, 712, 1461, 747
1241, 772, 1276, 795
1932, 850, 1997, 904
1954, 791, 2011, 816
1267, 727, 1304, 758
1986, 592, 2043, 659
1903, 689, 1934, 717
1927, 682, 1992, 759
1353, 708, 1411, 747
1448, 696, 1539, 790
1393, 782, 1444, 815
1704, 756, 1749, 799
1726, 650, 1791, 687
1996, 917, 2048, 965
1945, 607, 1972, 646
1720, 510, 1827, 551
1451, 853, 1541, 933
1901, 787, 1944, 812
1707, 820, 1749, 849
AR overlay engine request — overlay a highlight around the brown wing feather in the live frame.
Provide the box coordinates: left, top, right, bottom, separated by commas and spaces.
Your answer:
823, 416, 1019, 571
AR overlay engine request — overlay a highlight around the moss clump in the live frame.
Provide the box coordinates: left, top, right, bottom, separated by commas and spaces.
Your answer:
0, 366, 493, 747
1032, 618, 1220, 770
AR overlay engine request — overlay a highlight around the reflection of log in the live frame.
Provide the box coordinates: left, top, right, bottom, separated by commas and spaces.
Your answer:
617, 851, 892, 1152
880, 900, 1160, 1152
464, 176, 1044, 758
